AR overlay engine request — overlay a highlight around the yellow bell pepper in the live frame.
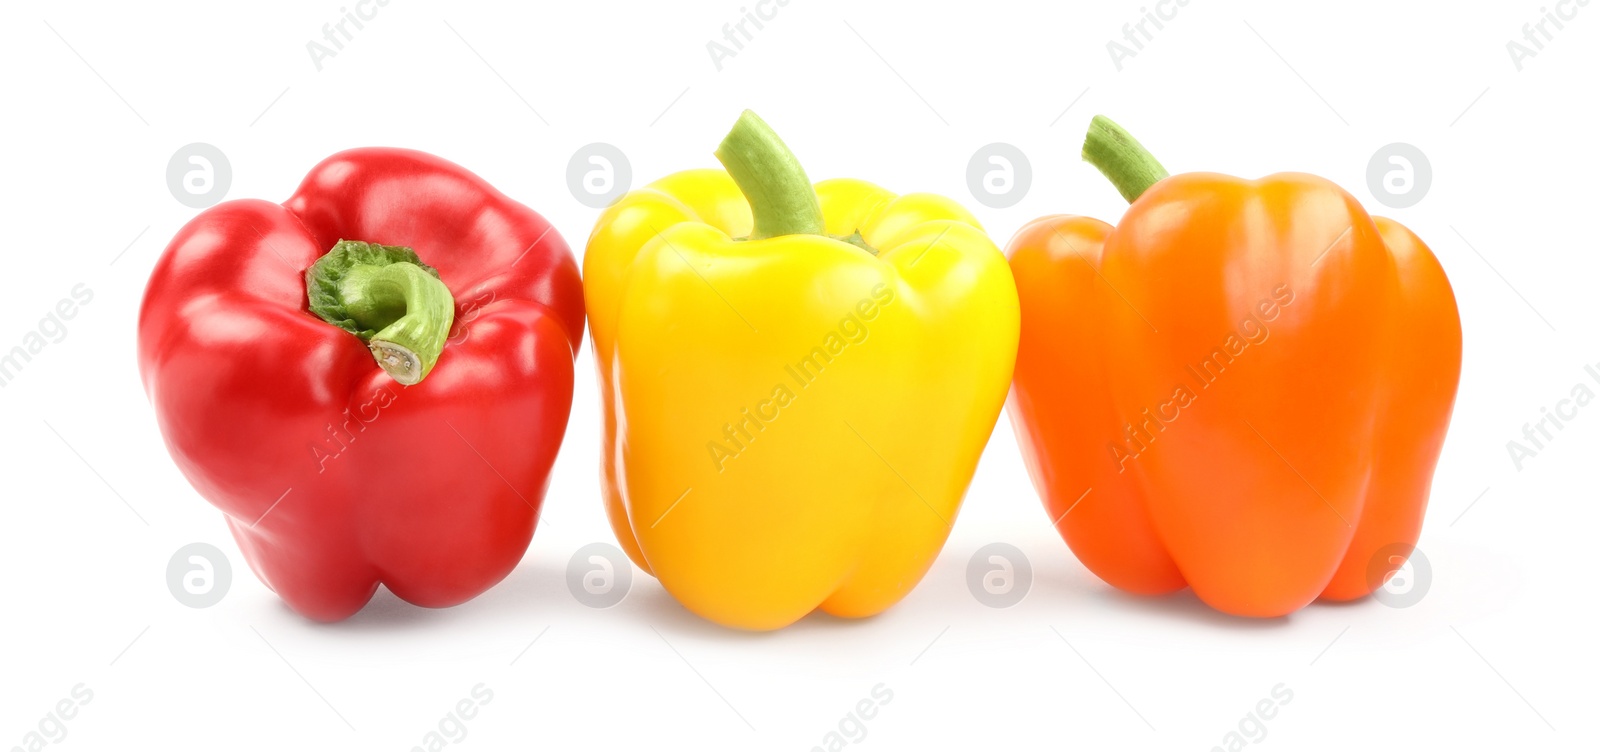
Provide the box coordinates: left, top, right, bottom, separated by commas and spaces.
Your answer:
583, 111, 1019, 630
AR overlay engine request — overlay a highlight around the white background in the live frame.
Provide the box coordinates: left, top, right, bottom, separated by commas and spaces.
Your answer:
1, 0, 1595, 749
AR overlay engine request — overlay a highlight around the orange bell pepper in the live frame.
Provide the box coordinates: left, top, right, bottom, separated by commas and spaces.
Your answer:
1007, 116, 1462, 617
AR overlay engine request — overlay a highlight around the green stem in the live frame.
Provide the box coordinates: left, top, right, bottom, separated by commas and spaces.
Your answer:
714, 109, 825, 239
1081, 115, 1171, 203
305, 240, 456, 385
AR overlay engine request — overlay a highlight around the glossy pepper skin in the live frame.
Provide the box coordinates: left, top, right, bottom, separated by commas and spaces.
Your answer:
1008, 117, 1461, 617
138, 148, 583, 621
585, 111, 1019, 630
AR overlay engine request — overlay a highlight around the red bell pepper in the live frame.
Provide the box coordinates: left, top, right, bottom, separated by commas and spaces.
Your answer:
138, 148, 583, 621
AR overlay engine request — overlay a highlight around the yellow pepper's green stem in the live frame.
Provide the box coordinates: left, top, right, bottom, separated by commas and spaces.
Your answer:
306, 240, 456, 385
1082, 115, 1171, 204
715, 110, 825, 239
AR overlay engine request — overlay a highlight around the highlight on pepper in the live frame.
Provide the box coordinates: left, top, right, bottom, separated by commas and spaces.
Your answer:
583, 110, 1020, 630
1005, 115, 1462, 618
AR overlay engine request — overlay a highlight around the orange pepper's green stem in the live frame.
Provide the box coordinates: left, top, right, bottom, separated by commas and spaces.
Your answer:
1082, 115, 1171, 204
715, 109, 825, 239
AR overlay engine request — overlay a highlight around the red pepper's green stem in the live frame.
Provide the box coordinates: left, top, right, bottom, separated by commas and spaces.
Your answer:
306, 240, 456, 385
715, 109, 825, 239
1082, 115, 1171, 204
